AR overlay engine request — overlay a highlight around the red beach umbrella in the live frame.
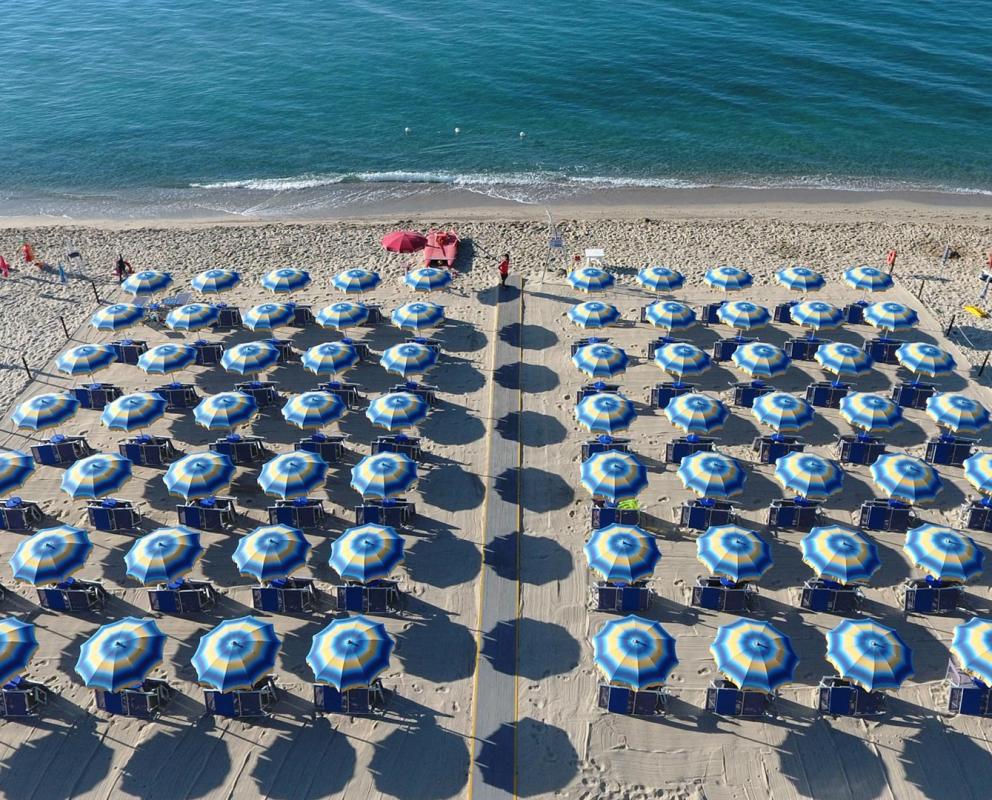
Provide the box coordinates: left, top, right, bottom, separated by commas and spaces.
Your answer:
382, 230, 427, 253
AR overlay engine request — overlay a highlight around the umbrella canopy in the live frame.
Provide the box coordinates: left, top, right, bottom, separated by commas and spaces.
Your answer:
351, 452, 417, 499
896, 342, 955, 377
234, 524, 311, 580
774, 452, 843, 501
391, 301, 445, 331
302, 342, 359, 376
164, 451, 236, 499
776, 266, 824, 292
871, 453, 942, 505
12, 392, 80, 431
138, 343, 197, 375
192, 616, 280, 692
11, 525, 92, 585
593, 616, 678, 689
580, 450, 648, 502
843, 266, 893, 293
696, 524, 772, 583
731, 342, 790, 378
839, 392, 903, 433
637, 266, 684, 292
814, 342, 873, 376
664, 392, 729, 435
677, 451, 745, 499
124, 526, 204, 584
61, 453, 132, 499
864, 301, 918, 332
308, 616, 394, 691
572, 343, 629, 378
329, 524, 405, 583
653, 342, 711, 378
716, 301, 770, 331
711, 619, 798, 692
380, 342, 438, 377
191, 268, 241, 294
575, 392, 636, 435
963, 451, 992, 496
568, 301, 620, 329
790, 300, 844, 331
644, 300, 697, 330
221, 340, 281, 375
826, 619, 913, 692
951, 618, 992, 684
333, 268, 382, 293
194, 391, 259, 431
704, 266, 753, 291
925, 393, 990, 434
366, 392, 429, 431
568, 266, 615, 292
261, 267, 311, 293
91, 302, 145, 331
404, 267, 452, 292
751, 392, 814, 434
0, 618, 39, 684
801, 525, 881, 585
56, 344, 117, 376
316, 301, 370, 329
903, 524, 983, 583
0, 450, 35, 495
583, 524, 660, 584
122, 270, 173, 296
243, 302, 295, 331
382, 230, 427, 253
258, 451, 328, 499
75, 617, 165, 692
101, 392, 168, 432
282, 391, 347, 430
165, 302, 220, 331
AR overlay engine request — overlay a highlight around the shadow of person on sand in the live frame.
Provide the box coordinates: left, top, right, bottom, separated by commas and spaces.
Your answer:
251, 715, 357, 799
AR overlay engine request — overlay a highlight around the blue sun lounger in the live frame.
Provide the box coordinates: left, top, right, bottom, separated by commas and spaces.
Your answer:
817, 676, 884, 717
0, 497, 43, 531
73, 383, 123, 410
212, 433, 266, 465
205, 677, 278, 718
295, 433, 345, 463
109, 339, 148, 365
314, 679, 386, 714
177, 496, 236, 531
858, 499, 911, 532
902, 578, 962, 614
148, 579, 217, 614
252, 577, 318, 613
805, 381, 851, 409
0, 678, 48, 717
692, 577, 755, 612
118, 435, 180, 467
152, 383, 200, 410
267, 497, 327, 528
31, 434, 91, 467
87, 498, 139, 532
192, 340, 223, 366
336, 580, 402, 614
354, 499, 415, 527
706, 679, 772, 716
95, 679, 173, 718
801, 579, 863, 614
650, 382, 693, 409
947, 659, 992, 716
213, 304, 243, 329
753, 435, 805, 465
835, 434, 886, 465
372, 434, 423, 461
592, 581, 649, 612
598, 684, 667, 716
37, 579, 108, 612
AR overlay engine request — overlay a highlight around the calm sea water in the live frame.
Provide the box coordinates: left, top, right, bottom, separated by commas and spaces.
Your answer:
2, 0, 991, 216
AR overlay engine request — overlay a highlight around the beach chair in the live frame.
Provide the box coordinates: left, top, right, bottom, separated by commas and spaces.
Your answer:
753, 435, 805, 465
582, 437, 631, 459
37, 579, 108, 612
784, 337, 823, 361
390, 383, 438, 407
153, 383, 200, 410
267, 497, 327, 528
665, 436, 714, 465
891, 381, 936, 410
205, 677, 278, 718
314, 679, 386, 714
961, 499, 992, 533
295, 433, 345, 463
805, 381, 851, 409
212, 434, 265, 465
835, 434, 886, 465
712, 337, 751, 362
404, 336, 441, 354
336, 580, 402, 614
645, 337, 687, 359
72, 383, 124, 410
902, 578, 962, 614
570, 336, 610, 356
947, 659, 992, 716
590, 505, 640, 529
706, 680, 771, 717
773, 301, 796, 324
87, 498, 139, 532
650, 382, 693, 409
213, 304, 243, 329
843, 301, 867, 325
701, 301, 725, 325
691, 577, 754, 612
0, 678, 48, 717
597, 684, 667, 716
110, 339, 148, 365
363, 304, 384, 326
148, 580, 217, 614
372, 435, 424, 461
95, 679, 173, 718
0, 498, 43, 531
119, 435, 180, 467
354, 499, 415, 527
679, 500, 736, 532
291, 305, 315, 327
817, 677, 884, 717
576, 383, 620, 403
192, 340, 223, 366
266, 337, 295, 362
31, 434, 91, 466
800, 579, 863, 614
859, 499, 911, 532
866, 338, 902, 365
252, 577, 318, 614
591, 582, 650, 612
766, 499, 819, 531
731, 381, 773, 408
234, 381, 280, 407
317, 381, 362, 408
924, 436, 975, 467
176, 496, 235, 531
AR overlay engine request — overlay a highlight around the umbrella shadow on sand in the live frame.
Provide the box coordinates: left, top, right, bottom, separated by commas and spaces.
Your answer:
395, 598, 476, 684
495, 361, 560, 393
406, 527, 481, 588
497, 467, 575, 513
482, 618, 580, 680
251, 715, 357, 799
420, 399, 486, 446
899, 713, 992, 798
496, 409, 568, 447
418, 462, 486, 512
777, 720, 891, 799
476, 717, 579, 798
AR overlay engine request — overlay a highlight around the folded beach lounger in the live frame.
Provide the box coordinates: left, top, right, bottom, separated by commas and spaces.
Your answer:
0, 498, 43, 531
177, 496, 236, 531
295, 434, 345, 463
87, 499, 139, 532
73, 383, 124, 410
0, 679, 48, 717
148, 580, 217, 614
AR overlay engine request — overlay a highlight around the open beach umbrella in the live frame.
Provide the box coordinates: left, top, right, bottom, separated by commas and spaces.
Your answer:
191, 268, 241, 294
963, 452, 992, 497
664, 393, 729, 435
839, 392, 903, 434
122, 270, 173, 296
404, 267, 452, 292
644, 300, 697, 331
704, 266, 753, 292
776, 266, 824, 293
677, 451, 745, 499
814, 342, 873, 378
843, 266, 893, 293
864, 301, 918, 334
711, 620, 798, 693
925, 393, 990, 435
234, 524, 311, 581
568, 266, 615, 292
243, 302, 295, 331
391, 301, 445, 331
801, 526, 881, 585
333, 268, 382, 293
568, 301, 620, 329
731, 342, 790, 378
221, 340, 281, 375
258, 451, 328, 499
653, 342, 710, 379
282, 391, 347, 430
826, 619, 913, 692
584, 524, 660, 584
380, 342, 438, 377
790, 300, 844, 332
316, 301, 370, 329
138, 343, 197, 374
637, 266, 684, 293
593, 616, 678, 689
903, 524, 983, 583
580, 450, 648, 503
194, 391, 259, 431
192, 616, 280, 692
91, 302, 145, 331
716, 301, 770, 332
572, 343, 629, 378
10, 525, 92, 585
261, 267, 311, 293
0, 618, 39, 685
302, 341, 359, 376
575, 393, 636, 435
896, 342, 955, 377
329, 524, 405, 583
101, 392, 168, 432
124, 526, 204, 584
0, 450, 35, 495
75, 617, 166, 692
56, 344, 117, 376
165, 302, 220, 331
951, 618, 992, 684
697, 525, 772, 583
351, 452, 417, 499
382, 230, 427, 253
751, 392, 814, 434
12, 392, 80, 431
61, 453, 132, 499
308, 616, 394, 691
774, 452, 843, 501
871, 453, 942, 505
164, 451, 235, 500
366, 392, 429, 431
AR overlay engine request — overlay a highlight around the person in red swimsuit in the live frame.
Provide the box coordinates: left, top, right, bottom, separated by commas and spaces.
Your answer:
498, 253, 510, 288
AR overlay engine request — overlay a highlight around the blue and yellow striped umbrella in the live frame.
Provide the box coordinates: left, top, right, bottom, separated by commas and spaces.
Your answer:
243, 302, 295, 331
258, 451, 328, 499
826, 619, 913, 692
234, 524, 311, 580
814, 342, 874, 376
75, 617, 166, 692
192, 616, 280, 692
282, 391, 347, 430
593, 616, 678, 689
61, 453, 132, 499
91, 302, 145, 331
165, 303, 220, 331
329, 524, 405, 583
0, 618, 39, 685
191, 268, 241, 294
790, 300, 844, 331
843, 266, 893, 293
261, 267, 311, 293
366, 392, 429, 431
391, 301, 445, 331
10, 525, 92, 585
704, 266, 752, 292
302, 342, 359, 376
572, 343, 629, 378
774, 452, 843, 501
963, 452, 992, 496
903, 524, 983, 583
896, 342, 955, 377
101, 392, 168, 432
575, 392, 636, 435
194, 391, 259, 431
568, 301, 621, 329
333, 268, 381, 294
801, 525, 881, 585
870, 453, 942, 505
864, 301, 918, 332
164, 451, 236, 500
138, 343, 197, 374
677, 451, 745, 499
0, 450, 35, 495
308, 616, 394, 691
404, 267, 453, 292
751, 392, 814, 434
732, 342, 790, 378
221, 340, 281, 375
56, 344, 117, 376
12, 392, 80, 431
716, 301, 770, 331
838, 392, 903, 433
568, 266, 615, 292
316, 301, 370, 329
951, 618, 992, 684
351, 452, 417, 499
664, 392, 729, 435
697, 525, 772, 583
776, 266, 824, 293
581, 450, 648, 502
122, 270, 173, 296
637, 266, 684, 292
644, 300, 696, 330
711, 620, 798, 692
124, 526, 204, 584
926, 393, 990, 434
380, 342, 438, 377
584, 524, 660, 584
653, 342, 711, 377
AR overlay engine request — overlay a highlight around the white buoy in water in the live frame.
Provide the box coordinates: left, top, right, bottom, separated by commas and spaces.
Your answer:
404, 127, 411, 135
519, 131, 526, 138
454, 127, 461, 134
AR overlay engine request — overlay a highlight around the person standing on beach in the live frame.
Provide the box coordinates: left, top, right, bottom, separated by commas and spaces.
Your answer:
498, 253, 510, 287
21, 241, 34, 266
114, 253, 132, 283
0, 255, 10, 278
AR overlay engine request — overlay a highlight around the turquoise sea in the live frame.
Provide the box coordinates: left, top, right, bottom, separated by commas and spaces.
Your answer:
2, 0, 991, 217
